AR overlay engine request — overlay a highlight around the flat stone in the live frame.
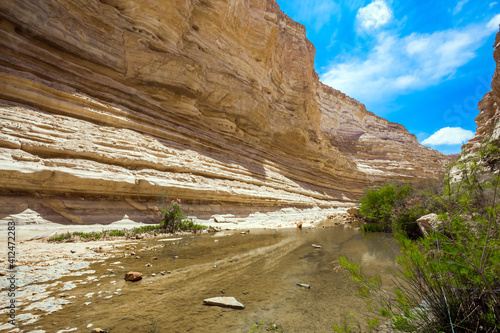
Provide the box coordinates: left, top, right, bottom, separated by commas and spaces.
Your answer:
203, 297, 244, 309
297, 283, 311, 289
312, 244, 322, 249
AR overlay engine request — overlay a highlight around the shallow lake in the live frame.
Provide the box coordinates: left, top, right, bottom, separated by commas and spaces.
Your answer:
21, 225, 400, 332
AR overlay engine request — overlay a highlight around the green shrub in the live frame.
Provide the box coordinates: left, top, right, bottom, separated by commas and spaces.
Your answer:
159, 198, 205, 233
359, 182, 426, 238
338, 144, 500, 332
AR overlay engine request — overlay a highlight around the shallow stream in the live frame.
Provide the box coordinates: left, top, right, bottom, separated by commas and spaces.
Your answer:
20, 225, 400, 332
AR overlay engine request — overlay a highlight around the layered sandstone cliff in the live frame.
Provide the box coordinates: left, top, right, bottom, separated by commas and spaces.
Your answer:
0, 0, 448, 226
463, 31, 500, 156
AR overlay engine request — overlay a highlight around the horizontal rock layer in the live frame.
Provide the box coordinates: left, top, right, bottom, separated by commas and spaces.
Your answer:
463, 30, 500, 156
0, 0, 448, 225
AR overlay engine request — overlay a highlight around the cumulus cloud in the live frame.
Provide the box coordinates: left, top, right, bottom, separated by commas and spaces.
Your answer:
421, 127, 474, 145
356, 0, 393, 31
321, 18, 497, 104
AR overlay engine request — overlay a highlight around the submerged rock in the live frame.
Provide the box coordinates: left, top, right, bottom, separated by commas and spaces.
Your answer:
297, 283, 311, 289
124, 272, 142, 281
203, 297, 245, 309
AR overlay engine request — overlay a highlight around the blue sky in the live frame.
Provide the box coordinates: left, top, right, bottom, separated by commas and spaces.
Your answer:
276, 0, 500, 154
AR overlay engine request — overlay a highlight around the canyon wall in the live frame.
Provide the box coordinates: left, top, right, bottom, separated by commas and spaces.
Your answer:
0, 0, 448, 226
463, 31, 500, 157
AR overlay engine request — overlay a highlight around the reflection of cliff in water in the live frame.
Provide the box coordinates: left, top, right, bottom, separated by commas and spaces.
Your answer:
19, 225, 400, 332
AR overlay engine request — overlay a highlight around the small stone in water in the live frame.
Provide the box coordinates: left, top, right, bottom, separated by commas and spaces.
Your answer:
297, 283, 311, 289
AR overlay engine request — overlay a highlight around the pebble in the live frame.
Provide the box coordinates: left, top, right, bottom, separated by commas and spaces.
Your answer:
90, 329, 105, 333
297, 283, 311, 289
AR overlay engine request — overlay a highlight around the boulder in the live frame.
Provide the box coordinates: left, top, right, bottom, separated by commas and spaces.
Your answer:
203, 297, 244, 309
416, 213, 441, 236
347, 207, 360, 217
124, 272, 142, 281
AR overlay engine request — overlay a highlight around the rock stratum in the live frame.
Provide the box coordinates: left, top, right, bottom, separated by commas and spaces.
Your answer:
0, 0, 448, 226
463, 31, 500, 156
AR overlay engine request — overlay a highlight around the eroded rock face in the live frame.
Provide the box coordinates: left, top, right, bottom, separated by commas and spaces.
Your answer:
0, 0, 448, 225
464, 30, 500, 156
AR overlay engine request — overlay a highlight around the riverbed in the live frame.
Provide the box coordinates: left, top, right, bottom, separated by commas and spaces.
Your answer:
4, 225, 399, 332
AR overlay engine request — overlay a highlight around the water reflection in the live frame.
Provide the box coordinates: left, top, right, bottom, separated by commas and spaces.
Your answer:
20, 226, 400, 332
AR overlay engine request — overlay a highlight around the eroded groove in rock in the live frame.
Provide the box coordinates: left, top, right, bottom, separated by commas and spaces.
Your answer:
0, 0, 448, 225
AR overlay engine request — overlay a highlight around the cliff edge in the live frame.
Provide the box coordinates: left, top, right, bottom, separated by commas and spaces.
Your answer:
463, 30, 500, 156
0, 0, 448, 226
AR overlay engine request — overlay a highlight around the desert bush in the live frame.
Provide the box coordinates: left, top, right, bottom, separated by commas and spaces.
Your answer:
359, 182, 427, 238
159, 198, 205, 233
338, 144, 500, 332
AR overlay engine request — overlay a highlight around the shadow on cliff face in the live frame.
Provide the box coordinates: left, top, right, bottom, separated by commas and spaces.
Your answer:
0, 195, 157, 227
0, 1, 365, 215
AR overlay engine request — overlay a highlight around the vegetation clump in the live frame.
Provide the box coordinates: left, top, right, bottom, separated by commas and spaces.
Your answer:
158, 198, 205, 233
336, 143, 500, 332
249, 321, 284, 332
49, 196, 212, 242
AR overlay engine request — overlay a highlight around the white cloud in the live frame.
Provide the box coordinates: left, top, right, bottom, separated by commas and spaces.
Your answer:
487, 13, 500, 31
421, 127, 474, 145
453, 0, 469, 15
321, 20, 496, 104
356, 0, 393, 31
490, 2, 498, 9
291, 0, 340, 31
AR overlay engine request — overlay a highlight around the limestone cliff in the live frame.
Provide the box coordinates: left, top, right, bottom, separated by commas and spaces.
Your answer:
463, 30, 500, 156
0, 0, 448, 225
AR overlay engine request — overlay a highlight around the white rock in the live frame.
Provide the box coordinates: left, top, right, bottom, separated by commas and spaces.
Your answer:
203, 297, 244, 309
